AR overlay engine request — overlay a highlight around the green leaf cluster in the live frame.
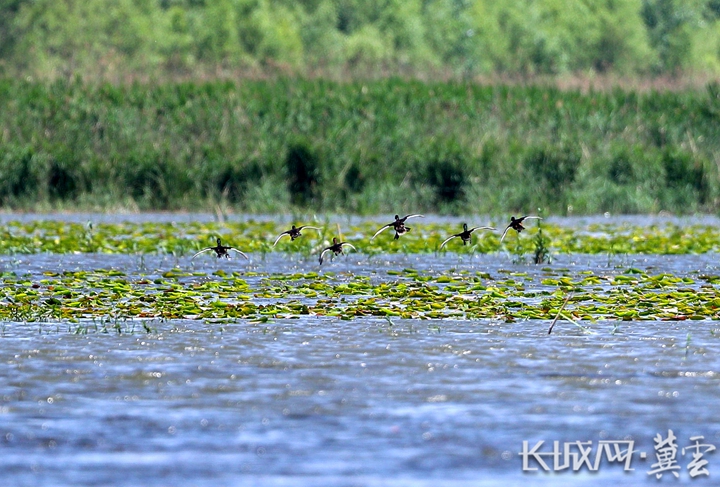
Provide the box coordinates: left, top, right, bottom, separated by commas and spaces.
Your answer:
1, 219, 719, 256
2, 1, 720, 78
2, 266, 719, 324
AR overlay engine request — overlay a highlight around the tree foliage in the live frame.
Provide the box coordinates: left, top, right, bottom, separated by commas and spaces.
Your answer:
2, 0, 720, 78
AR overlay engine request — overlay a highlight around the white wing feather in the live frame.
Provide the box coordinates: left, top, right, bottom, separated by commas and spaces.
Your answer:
439, 235, 457, 250
272, 232, 290, 247
228, 248, 249, 260
371, 224, 392, 240
469, 226, 495, 232
318, 248, 332, 265
191, 248, 214, 260
499, 225, 513, 243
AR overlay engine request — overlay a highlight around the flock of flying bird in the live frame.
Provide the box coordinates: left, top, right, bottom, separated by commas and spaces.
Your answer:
191, 214, 543, 265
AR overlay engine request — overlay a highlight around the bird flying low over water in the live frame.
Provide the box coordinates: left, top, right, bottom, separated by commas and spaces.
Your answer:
371, 214, 424, 240
272, 225, 322, 247
319, 237, 356, 265
439, 223, 495, 250
191, 238, 249, 260
499, 216, 542, 242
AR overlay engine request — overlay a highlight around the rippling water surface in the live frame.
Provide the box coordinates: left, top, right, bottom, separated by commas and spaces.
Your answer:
1, 215, 720, 486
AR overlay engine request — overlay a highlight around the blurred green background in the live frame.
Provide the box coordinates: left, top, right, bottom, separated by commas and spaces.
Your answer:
1, 0, 720, 214
4, 0, 720, 79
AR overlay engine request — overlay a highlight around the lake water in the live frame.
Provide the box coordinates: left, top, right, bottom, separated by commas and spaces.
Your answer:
1, 215, 720, 486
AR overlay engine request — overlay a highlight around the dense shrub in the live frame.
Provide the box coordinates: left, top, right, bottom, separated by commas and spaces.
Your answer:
286, 139, 320, 207
0, 145, 37, 201
421, 139, 468, 209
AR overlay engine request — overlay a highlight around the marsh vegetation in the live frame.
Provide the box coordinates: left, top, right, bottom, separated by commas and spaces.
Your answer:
1, 79, 720, 214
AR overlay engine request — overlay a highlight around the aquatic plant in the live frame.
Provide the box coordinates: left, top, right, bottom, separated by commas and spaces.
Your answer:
1, 266, 718, 326
1, 219, 720, 256
532, 218, 551, 264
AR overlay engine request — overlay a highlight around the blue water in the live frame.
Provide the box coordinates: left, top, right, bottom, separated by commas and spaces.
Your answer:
1, 214, 720, 486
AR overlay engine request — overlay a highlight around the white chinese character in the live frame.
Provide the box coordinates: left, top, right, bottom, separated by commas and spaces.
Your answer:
596, 440, 638, 471
570, 441, 595, 471
647, 429, 680, 478
519, 440, 558, 471
683, 435, 716, 478
551, 441, 595, 471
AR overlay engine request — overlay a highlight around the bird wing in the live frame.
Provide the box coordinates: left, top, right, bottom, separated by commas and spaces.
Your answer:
228, 248, 249, 260
499, 225, 513, 243
439, 234, 458, 250
401, 214, 424, 222
468, 226, 496, 233
318, 248, 332, 265
341, 243, 357, 252
272, 231, 290, 247
520, 216, 542, 221
299, 225, 321, 232
191, 248, 213, 260
371, 224, 392, 240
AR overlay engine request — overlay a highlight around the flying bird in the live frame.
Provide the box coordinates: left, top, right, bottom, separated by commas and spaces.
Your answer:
439, 223, 495, 250
371, 214, 424, 240
319, 237, 356, 265
499, 216, 543, 242
272, 224, 322, 247
191, 238, 248, 260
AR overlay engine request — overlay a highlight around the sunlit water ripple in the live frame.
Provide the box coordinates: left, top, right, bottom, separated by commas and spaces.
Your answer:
1, 214, 720, 486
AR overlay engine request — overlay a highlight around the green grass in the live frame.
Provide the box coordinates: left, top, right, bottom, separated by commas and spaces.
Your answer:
1, 78, 720, 214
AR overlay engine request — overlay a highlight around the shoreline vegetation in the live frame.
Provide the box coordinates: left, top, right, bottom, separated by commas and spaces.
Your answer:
2, 77, 720, 215
3, 2, 720, 215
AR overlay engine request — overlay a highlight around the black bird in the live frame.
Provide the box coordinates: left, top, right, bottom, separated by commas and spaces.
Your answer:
272, 224, 322, 247
191, 238, 248, 260
439, 223, 495, 250
371, 214, 424, 240
499, 216, 542, 242
319, 237, 356, 265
